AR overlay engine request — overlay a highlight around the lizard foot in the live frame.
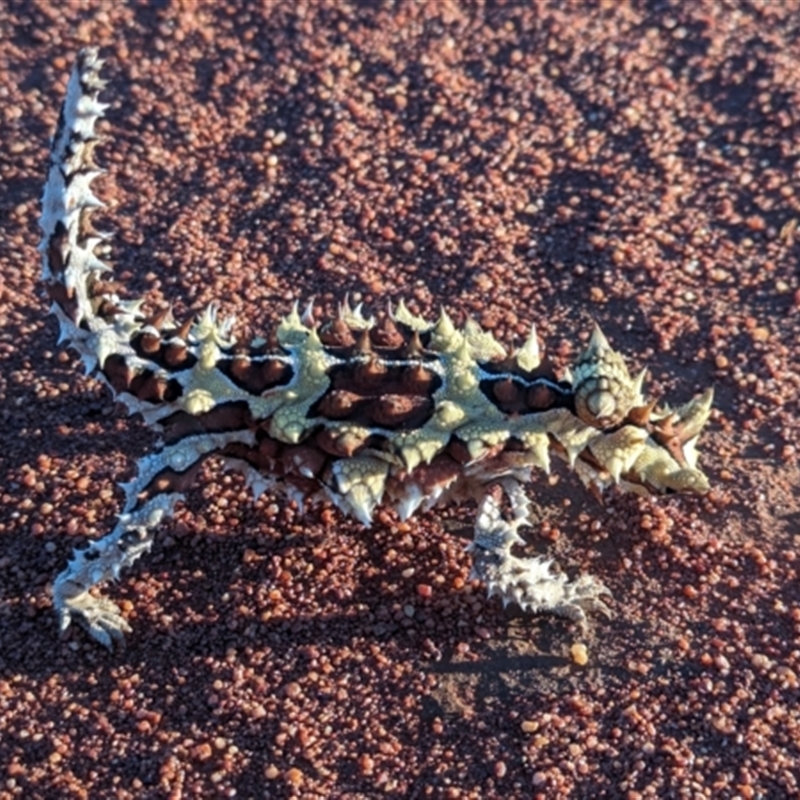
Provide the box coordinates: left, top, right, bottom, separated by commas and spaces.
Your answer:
55, 580, 131, 650
471, 548, 612, 626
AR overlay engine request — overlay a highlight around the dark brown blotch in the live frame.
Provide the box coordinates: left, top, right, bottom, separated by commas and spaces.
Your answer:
315, 427, 374, 458
160, 401, 252, 444
353, 356, 388, 389
88, 280, 124, 298
102, 353, 136, 394
319, 318, 356, 348
132, 459, 208, 510
283, 444, 327, 479
256, 435, 280, 462
316, 390, 364, 420
129, 370, 182, 403
217, 357, 293, 394
493, 378, 520, 407
130, 329, 198, 372
526, 384, 558, 411
371, 316, 404, 348
45, 223, 69, 277
46, 281, 81, 324
400, 364, 437, 395
369, 394, 433, 428
163, 341, 193, 368
220, 441, 262, 470
445, 437, 473, 465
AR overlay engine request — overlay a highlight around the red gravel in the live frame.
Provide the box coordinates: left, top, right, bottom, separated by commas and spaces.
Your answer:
2, 2, 800, 798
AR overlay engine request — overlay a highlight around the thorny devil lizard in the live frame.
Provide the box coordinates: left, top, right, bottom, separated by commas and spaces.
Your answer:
39, 49, 713, 650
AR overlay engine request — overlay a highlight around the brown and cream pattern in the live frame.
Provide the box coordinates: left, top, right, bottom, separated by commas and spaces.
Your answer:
39, 49, 713, 649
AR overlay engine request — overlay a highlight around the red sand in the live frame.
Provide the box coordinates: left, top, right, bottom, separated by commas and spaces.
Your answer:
1, 2, 799, 797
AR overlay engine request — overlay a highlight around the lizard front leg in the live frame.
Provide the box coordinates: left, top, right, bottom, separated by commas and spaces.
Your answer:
467, 479, 611, 625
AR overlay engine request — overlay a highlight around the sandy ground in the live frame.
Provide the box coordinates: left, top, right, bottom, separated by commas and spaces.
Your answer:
2, 1, 800, 798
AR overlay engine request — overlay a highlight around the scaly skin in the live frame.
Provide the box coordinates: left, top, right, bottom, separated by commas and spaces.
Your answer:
40, 49, 713, 649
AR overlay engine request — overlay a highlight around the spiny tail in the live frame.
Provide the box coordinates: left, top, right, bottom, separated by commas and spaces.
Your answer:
38, 48, 211, 424
39, 48, 115, 360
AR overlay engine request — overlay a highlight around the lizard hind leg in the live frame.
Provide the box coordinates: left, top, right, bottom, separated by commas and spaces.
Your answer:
53, 433, 255, 648
467, 480, 612, 626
